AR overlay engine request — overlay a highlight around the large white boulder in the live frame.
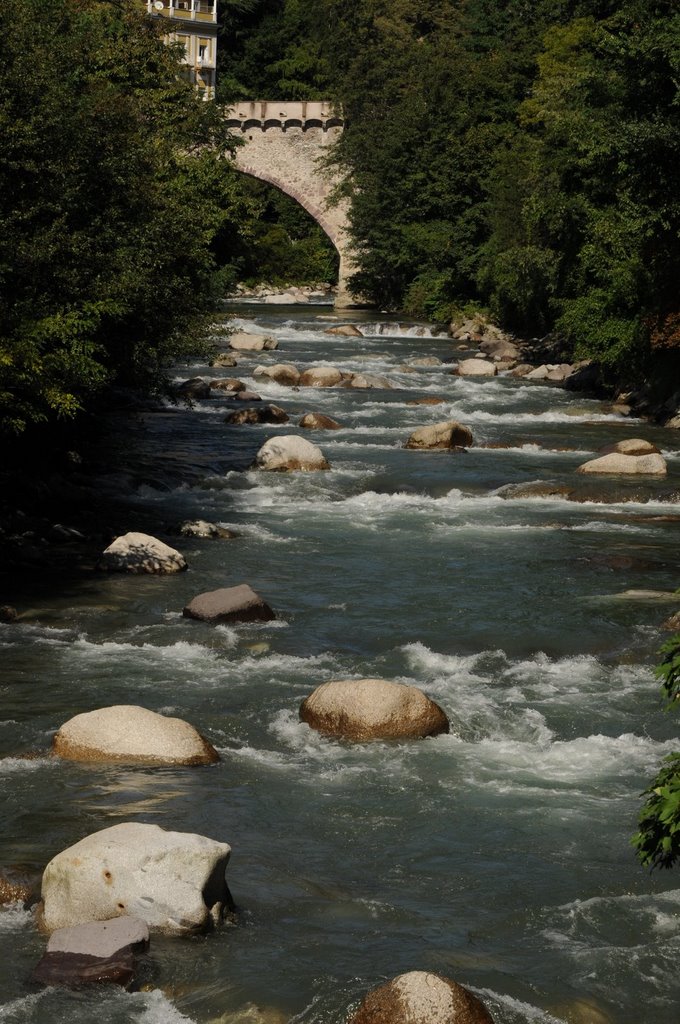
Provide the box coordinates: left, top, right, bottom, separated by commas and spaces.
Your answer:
405, 421, 473, 450
349, 971, 494, 1024
97, 533, 187, 574
454, 359, 497, 377
52, 705, 220, 766
229, 331, 278, 352
253, 435, 330, 472
300, 679, 449, 742
41, 823, 232, 935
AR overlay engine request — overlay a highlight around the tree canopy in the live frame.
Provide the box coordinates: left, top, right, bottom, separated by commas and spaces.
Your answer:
0, 0, 238, 435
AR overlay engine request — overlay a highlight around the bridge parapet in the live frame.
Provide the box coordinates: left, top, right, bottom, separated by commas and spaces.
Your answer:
225, 101, 343, 132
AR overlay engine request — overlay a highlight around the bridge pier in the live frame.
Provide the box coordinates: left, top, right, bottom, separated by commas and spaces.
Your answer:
225, 102, 364, 310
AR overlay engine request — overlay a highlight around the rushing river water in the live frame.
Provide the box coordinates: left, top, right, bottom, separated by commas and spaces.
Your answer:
2, 305, 680, 1024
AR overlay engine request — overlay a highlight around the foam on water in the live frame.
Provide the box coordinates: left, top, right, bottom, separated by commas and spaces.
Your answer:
0, 757, 52, 775
0, 903, 34, 933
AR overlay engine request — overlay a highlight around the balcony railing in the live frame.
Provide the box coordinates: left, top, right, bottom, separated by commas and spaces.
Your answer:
146, 1, 217, 24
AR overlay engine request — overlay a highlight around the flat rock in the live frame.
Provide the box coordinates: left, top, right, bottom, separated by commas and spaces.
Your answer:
97, 533, 187, 574
46, 916, 149, 958
40, 822, 232, 935
180, 520, 236, 539
300, 679, 449, 742
32, 949, 136, 988
253, 364, 300, 386
299, 366, 343, 387
324, 325, 363, 337
225, 405, 289, 425
405, 421, 473, 450
229, 331, 278, 352
183, 584, 276, 624
209, 378, 246, 393
454, 359, 497, 377
53, 705, 220, 766
299, 413, 342, 430
599, 438, 660, 456
349, 971, 494, 1024
577, 452, 667, 476
253, 435, 330, 471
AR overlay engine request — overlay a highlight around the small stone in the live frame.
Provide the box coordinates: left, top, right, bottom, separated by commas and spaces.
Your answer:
405, 421, 473, 450
183, 584, 276, 624
253, 364, 300, 386
299, 366, 343, 388
234, 391, 262, 402
324, 325, 363, 336
97, 533, 187, 574
253, 435, 330, 472
453, 359, 497, 377
229, 331, 278, 352
299, 413, 342, 430
209, 378, 246, 393
211, 353, 239, 368
180, 520, 236, 539
0, 605, 18, 623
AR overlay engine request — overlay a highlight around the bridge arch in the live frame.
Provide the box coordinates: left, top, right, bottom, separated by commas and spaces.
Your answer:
225, 101, 359, 308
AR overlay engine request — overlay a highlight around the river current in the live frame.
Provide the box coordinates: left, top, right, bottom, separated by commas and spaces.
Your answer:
1, 306, 679, 1024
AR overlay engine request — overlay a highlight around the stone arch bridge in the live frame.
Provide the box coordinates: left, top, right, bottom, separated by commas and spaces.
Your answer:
224, 101, 358, 309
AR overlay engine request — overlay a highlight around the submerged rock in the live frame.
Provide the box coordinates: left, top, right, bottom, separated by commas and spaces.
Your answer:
299, 412, 342, 430
300, 679, 449, 742
183, 584, 276, 624
495, 480, 573, 500
346, 373, 394, 389
349, 971, 494, 1024
404, 421, 473, 450
40, 823, 232, 935
225, 405, 289, 425
53, 705, 220, 766
253, 435, 330, 471
97, 533, 187, 574
32, 917, 149, 989
407, 396, 447, 405
180, 520, 237, 539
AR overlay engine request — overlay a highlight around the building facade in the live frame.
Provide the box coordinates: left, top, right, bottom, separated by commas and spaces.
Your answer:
145, 1, 217, 99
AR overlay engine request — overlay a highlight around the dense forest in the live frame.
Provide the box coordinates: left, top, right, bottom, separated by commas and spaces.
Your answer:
2, 0, 680, 438
218, 0, 680, 388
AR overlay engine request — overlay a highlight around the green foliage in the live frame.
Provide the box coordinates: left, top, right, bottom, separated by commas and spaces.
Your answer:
0, 0, 238, 435
633, 635, 680, 870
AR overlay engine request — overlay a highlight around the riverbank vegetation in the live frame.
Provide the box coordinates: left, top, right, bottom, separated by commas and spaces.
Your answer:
218, 0, 680, 389
0, 0, 243, 438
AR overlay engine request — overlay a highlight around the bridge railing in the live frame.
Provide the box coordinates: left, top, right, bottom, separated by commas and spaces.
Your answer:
225, 101, 343, 132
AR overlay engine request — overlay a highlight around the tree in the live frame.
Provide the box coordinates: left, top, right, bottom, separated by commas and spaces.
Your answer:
0, 0, 238, 435
633, 635, 680, 870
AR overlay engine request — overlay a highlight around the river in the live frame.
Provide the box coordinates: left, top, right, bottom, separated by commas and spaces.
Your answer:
1, 304, 679, 1024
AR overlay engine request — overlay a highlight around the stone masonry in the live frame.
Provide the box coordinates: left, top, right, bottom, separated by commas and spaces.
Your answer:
225, 102, 358, 308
